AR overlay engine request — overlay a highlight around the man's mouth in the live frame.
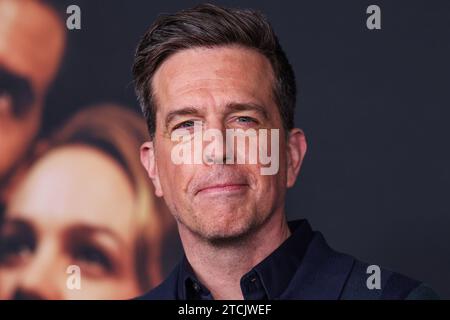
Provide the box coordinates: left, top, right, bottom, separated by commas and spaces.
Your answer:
196, 183, 248, 195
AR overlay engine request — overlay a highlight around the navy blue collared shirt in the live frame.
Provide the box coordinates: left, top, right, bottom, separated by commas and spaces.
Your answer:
179, 219, 313, 300
138, 219, 438, 300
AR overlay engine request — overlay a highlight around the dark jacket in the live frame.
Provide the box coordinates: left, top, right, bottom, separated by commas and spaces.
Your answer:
138, 219, 438, 300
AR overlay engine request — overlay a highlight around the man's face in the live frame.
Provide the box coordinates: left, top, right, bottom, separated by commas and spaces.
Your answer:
0, 0, 65, 189
142, 46, 306, 242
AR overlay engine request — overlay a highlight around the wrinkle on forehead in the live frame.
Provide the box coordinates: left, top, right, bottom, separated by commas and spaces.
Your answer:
152, 46, 276, 110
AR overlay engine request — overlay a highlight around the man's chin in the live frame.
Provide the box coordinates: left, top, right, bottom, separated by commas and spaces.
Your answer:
194, 196, 246, 213
193, 218, 260, 246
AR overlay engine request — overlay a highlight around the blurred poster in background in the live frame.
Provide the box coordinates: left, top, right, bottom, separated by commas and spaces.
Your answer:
0, 0, 182, 299
0, 0, 449, 299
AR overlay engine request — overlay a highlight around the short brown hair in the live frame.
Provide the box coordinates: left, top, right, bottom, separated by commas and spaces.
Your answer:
132, 3, 297, 139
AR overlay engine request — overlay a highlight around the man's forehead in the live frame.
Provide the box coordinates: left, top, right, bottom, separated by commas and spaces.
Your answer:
0, 0, 65, 91
152, 46, 275, 111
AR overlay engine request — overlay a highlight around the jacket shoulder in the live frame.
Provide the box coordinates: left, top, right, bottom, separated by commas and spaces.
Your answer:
341, 259, 438, 299
405, 283, 440, 300
290, 230, 438, 300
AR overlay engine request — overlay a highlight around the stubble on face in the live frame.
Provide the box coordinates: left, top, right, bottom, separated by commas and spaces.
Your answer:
151, 46, 287, 245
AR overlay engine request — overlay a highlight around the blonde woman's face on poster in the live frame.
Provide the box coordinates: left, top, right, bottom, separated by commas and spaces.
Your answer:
0, 146, 143, 299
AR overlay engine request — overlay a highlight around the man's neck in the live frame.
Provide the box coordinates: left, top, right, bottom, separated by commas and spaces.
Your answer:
178, 210, 291, 300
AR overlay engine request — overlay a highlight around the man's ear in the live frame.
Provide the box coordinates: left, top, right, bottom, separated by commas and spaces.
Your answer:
140, 141, 164, 197
286, 128, 307, 188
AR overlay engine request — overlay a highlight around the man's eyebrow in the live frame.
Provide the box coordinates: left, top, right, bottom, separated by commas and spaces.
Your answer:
224, 102, 269, 120
165, 106, 203, 128
164, 102, 269, 129
0, 66, 35, 117
0, 66, 30, 86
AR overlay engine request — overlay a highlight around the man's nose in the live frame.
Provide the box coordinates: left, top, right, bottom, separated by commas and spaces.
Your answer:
13, 243, 63, 300
201, 120, 232, 165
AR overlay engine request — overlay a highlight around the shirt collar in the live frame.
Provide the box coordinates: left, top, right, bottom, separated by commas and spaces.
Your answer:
250, 219, 314, 299
178, 219, 314, 300
178, 254, 213, 300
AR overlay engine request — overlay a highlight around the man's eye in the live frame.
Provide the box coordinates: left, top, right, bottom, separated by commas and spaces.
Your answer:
236, 116, 257, 124
0, 236, 34, 266
173, 120, 195, 131
72, 245, 113, 274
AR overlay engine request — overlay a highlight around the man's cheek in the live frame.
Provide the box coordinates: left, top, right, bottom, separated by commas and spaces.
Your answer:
160, 168, 183, 200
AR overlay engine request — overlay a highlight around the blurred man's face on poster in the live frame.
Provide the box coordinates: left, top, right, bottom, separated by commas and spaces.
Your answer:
143, 46, 305, 242
0, 0, 65, 197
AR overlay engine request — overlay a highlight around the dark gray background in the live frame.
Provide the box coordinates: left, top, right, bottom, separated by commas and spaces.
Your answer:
44, 0, 450, 298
